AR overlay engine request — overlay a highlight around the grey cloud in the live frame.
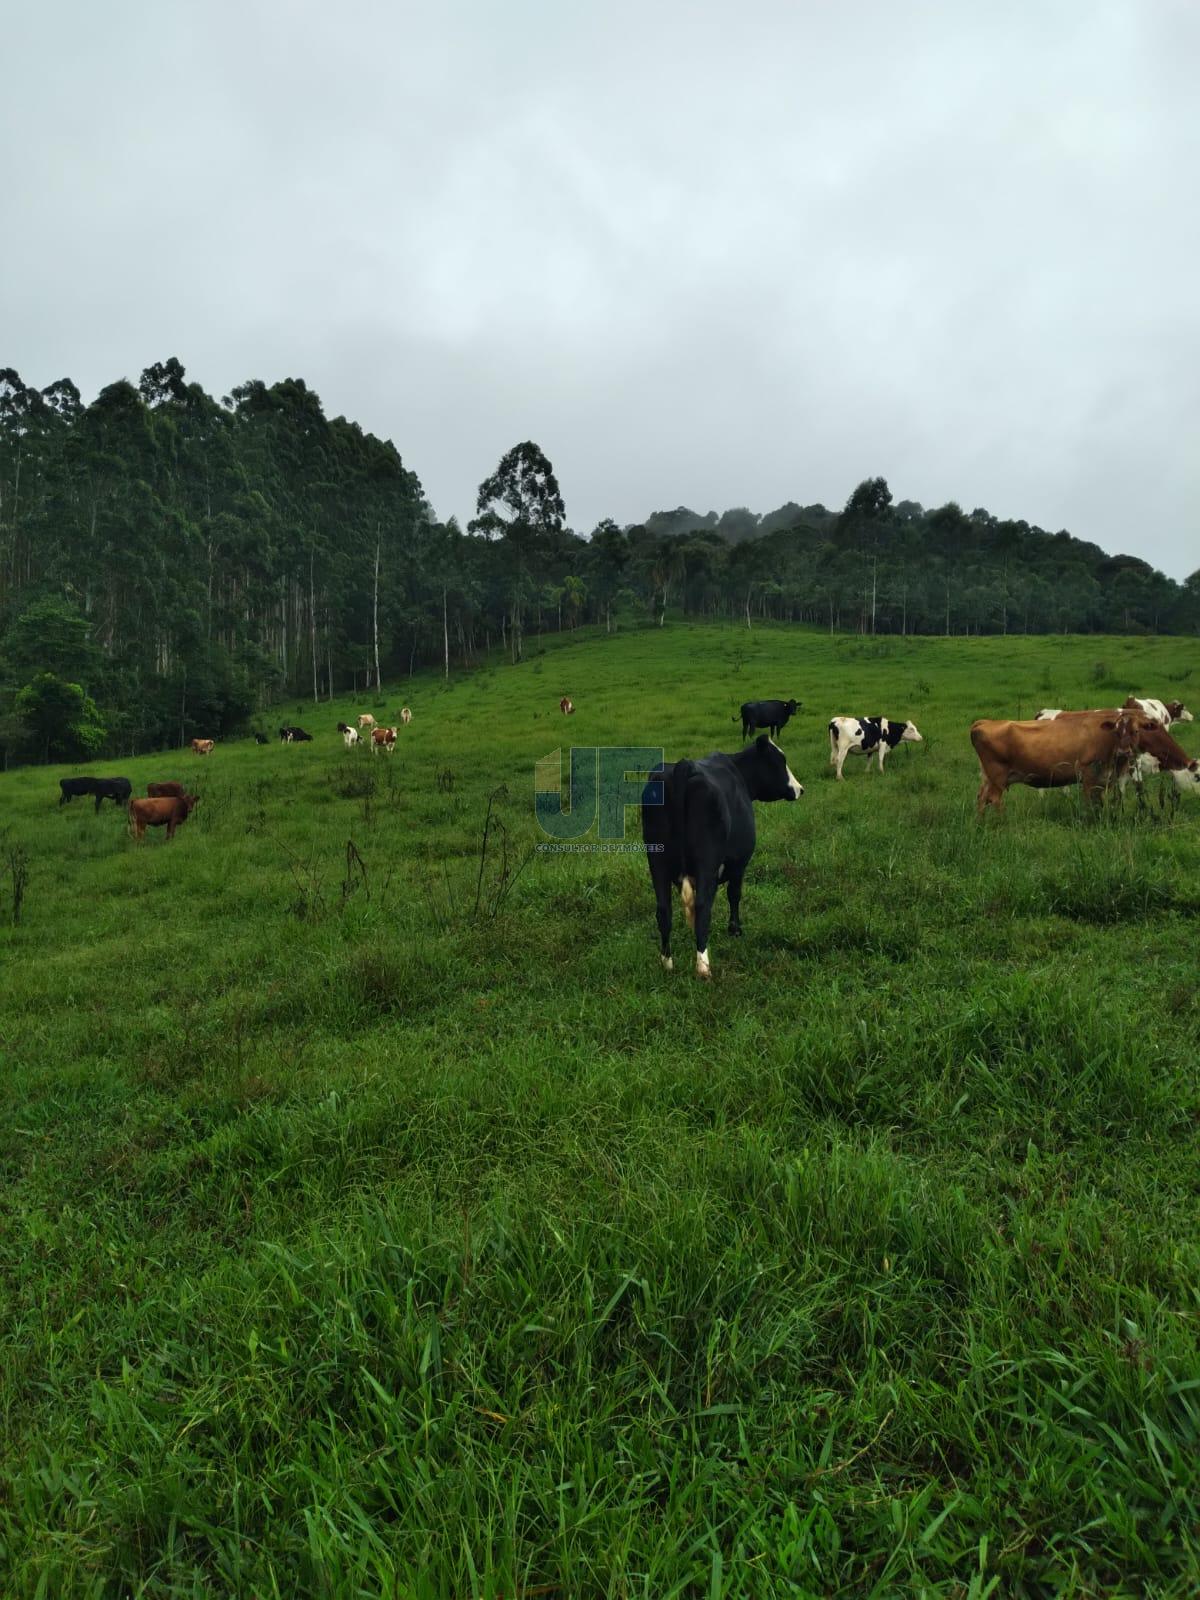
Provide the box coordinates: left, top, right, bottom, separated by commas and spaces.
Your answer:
3, 0, 1196, 577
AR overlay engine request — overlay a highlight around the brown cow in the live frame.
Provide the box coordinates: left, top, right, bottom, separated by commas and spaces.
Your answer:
147, 781, 187, 799
357, 713, 376, 730
971, 711, 1198, 815
560, 696, 575, 715
129, 793, 199, 840
191, 738, 215, 756
371, 726, 397, 754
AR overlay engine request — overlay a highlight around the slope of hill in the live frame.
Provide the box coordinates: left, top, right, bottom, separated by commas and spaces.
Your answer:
1, 624, 1198, 1594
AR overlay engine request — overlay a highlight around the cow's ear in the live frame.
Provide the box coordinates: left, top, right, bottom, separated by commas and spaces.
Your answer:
756, 733, 770, 749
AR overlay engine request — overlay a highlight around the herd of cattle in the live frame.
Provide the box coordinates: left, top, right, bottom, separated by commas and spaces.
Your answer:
51, 685, 1197, 978
59, 775, 199, 839
643, 690, 1197, 979
57, 706, 417, 843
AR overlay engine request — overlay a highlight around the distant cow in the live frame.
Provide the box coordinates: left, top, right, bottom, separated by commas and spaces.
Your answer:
400, 706, 413, 725
357, 713, 377, 730
59, 775, 132, 813
338, 722, 360, 748
372, 726, 397, 754
970, 711, 1199, 815
642, 735, 803, 979
1124, 696, 1194, 728
146, 781, 187, 799
128, 793, 199, 841
559, 697, 575, 716
1040, 699, 1194, 729
279, 726, 313, 743
828, 716, 923, 780
191, 738, 215, 756
254, 732, 269, 745
739, 698, 799, 741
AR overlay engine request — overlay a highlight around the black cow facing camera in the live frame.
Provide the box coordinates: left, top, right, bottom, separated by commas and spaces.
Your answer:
642, 734, 803, 979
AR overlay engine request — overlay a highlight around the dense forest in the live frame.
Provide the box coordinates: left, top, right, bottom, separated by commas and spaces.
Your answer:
1, 359, 1197, 763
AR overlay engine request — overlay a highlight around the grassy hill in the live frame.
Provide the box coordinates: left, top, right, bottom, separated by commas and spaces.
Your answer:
1, 623, 1198, 1596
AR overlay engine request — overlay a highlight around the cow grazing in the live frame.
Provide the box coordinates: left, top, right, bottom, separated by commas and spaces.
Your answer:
279, 726, 313, 743
559, 697, 575, 716
58, 776, 132, 813
828, 717, 923, 780
254, 732, 269, 745
970, 711, 1199, 815
739, 698, 799, 741
371, 726, 397, 754
338, 722, 360, 748
59, 777, 94, 807
146, 781, 187, 799
400, 706, 413, 725
1029, 706, 1190, 793
642, 735, 803, 980
191, 738, 215, 756
357, 713, 377, 730
128, 793, 199, 841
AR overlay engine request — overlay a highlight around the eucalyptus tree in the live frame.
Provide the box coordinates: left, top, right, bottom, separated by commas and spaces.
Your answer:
469, 441, 565, 663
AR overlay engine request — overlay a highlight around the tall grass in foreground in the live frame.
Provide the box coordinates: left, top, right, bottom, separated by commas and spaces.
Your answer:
0, 625, 1198, 1596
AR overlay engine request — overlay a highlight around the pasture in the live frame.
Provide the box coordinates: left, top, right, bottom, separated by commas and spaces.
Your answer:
1, 623, 1199, 1598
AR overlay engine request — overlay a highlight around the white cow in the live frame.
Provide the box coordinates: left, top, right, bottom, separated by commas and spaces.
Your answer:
828, 716, 923, 780
400, 706, 413, 725
341, 725, 359, 748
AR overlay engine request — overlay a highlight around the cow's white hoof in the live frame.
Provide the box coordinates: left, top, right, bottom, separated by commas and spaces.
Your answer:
695, 952, 712, 980
661, 955, 674, 972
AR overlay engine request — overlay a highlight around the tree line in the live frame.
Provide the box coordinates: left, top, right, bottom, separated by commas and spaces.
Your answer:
1, 361, 1196, 763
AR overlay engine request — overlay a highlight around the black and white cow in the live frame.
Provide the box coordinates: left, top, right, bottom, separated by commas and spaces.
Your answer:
738, 698, 800, 741
642, 734, 803, 979
279, 725, 313, 743
828, 716, 923, 780
58, 775, 132, 813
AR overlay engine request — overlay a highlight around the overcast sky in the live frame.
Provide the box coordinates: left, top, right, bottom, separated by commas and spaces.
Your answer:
4, 1, 1197, 578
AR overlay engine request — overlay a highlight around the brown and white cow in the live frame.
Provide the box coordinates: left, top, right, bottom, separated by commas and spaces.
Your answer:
191, 738, 215, 756
357, 713, 377, 730
400, 706, 413, 725
971, 711, 1199, 815
1040, 698, 1195, 729
560, 697, 575, 715
1123, 696, 1194, 728
371, 726, 397, 754
129, 793, 199, 840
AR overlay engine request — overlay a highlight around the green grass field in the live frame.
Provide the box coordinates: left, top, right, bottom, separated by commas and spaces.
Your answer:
2, 622, 1199, 1598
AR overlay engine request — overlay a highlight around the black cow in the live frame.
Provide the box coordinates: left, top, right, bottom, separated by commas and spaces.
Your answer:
58, 776, 132, 813
739, 698, 799, 741
279, 726, 313, 743
254, 732, 269, 745
642, 734, 803, 979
